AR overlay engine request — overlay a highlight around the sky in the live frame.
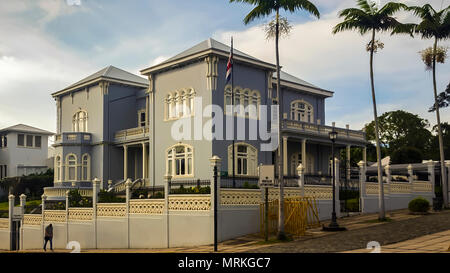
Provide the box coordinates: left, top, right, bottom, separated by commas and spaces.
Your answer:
0, 0, 449, 136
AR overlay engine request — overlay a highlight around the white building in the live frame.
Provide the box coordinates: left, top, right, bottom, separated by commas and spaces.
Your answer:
0, 124, 54, 178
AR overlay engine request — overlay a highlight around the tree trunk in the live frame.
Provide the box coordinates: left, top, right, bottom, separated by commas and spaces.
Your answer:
275, 8, 286, 240
432, 37, 448, 207
369, 29, 386, 219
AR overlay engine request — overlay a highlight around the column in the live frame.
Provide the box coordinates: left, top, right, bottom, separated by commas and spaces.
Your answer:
346, 145, 351, 181
19, 194, 26, 250
297, 163, 305, 197
125, 178, 132, 249
446, 161, 450, 206
8, 194, 14, 251
142, 143, 147, 180
302, 139, 307, 173
65, 190, 69, 245
283, 136, 288, 176
41, 194, 47, 240
163, 174, 171, 248
210, 156, 222, 212
363, 147, 367, 164
92, 178, 100, 249
407, 164, 414, 184
123, 145, 128, 181
427, 161, 436, 199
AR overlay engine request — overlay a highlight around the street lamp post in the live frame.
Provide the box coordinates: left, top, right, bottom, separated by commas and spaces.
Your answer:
323, 130, 346, 231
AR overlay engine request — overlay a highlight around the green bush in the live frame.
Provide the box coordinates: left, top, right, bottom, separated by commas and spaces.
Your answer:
0, 169, 53, 201
391, 147, 423, 164
171, 185, 210, 194
345, 198, 360, 212
98, 189, 125, 203
68, 189, 92, 207
339, 189, 360, 200
408, 197, 430, 213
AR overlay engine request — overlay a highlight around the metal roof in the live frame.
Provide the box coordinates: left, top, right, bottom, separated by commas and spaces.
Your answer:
0, 124, 54, 135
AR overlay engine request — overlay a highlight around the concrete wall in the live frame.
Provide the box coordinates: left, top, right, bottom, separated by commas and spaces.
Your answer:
219, 206, 260, 242
0, 229, 10, 250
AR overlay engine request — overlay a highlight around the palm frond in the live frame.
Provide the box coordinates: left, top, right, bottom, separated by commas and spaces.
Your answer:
332, 19, 371, 35
378, 2, 408, 17
391, 23, 416, 37
279, 0, 320, 19
357, 0, 374, 14
243, 3, 273, 24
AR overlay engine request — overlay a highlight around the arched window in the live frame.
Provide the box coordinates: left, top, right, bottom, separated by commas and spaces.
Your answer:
81, 154, 90, 181
72, 110, 88, 132
290, 100, 313, 123
165, 89, 196, 120
66, 154, 77, 181
55, 156, 61, 182
224, 85, 260, 118
228, 143, 258, 176
166, 144, 193, 177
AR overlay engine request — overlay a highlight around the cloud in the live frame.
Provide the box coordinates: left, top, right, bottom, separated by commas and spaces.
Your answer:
213, 0, 450, 130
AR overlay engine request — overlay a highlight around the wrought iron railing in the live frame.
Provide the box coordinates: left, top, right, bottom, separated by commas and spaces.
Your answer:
304, 174, 332, 185
169, 179, 211, 194
220, 176, 259, 189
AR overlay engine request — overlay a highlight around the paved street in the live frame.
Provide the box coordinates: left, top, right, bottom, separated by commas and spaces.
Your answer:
4, 209, 450, 253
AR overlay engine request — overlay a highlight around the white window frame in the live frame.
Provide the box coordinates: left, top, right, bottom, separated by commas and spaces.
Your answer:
290, 100, 314, 123
81, 153, 90, 181
55, 156, 62, 182
227, 142, 258, 176
72, 110, 88, 132
65, 153, 78, 181
138, 109, 146, 128
224, 85, 260, 119
164, 88, 195, 121
166, 144, 194, 178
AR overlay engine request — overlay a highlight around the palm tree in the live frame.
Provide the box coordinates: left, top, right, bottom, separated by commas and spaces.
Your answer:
230, 0, 320, 239
333, 0, 407, 220
393, 4, 450, 207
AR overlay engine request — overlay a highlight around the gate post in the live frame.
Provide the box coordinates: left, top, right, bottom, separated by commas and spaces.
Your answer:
125, 178, 132, 249
163, 174, 171, 248
8, 194, 14, 251
297, 164, 305, 197
407, 164, 414, 184
210, 156, 221, 252
65, 190, 69, 245
358, 161, 366, 213
19, 194, 26, 250
92, 178, 100, 249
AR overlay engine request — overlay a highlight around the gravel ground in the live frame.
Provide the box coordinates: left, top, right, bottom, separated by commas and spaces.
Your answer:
252, 210, 450, 253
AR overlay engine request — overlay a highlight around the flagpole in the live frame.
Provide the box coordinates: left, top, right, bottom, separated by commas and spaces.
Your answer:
231, 37, 235, 188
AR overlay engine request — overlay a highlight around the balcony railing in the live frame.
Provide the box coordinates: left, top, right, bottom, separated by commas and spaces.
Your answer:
114, 126, 149, 142
54, 132, 92, 145
282, 120, 366, 142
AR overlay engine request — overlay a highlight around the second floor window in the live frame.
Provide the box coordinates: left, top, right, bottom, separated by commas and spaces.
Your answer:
290, 100, 314, 123
225, 86, 260, 119
138, 110, 146, 127
66, 154, 77, 181
165, 89, 195, 120
73, 110, 88, 132
0, 136, 6, 148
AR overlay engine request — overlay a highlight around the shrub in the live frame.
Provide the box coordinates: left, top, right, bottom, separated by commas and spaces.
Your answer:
98, 189, 125, 203
390, 147, 423, 164
408, 197, 430, 213
68, 189, 92, 207
345, 198, 359, 212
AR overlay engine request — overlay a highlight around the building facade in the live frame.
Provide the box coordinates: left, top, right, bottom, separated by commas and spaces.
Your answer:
49, 38, 367, 194
0, 124, 53, 179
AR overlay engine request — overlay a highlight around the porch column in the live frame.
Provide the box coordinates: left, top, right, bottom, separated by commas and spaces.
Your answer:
346, 145, 351, 181
363, 147, 367, 164
302, 139, 307, 174
123, 145, 128, 180
142, 142, 147, 180
283, 136, 288, 176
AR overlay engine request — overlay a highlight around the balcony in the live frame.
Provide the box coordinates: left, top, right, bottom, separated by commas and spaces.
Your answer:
54, 132, 92, 145
282, 120, 366, 144
114, 126, 149, 143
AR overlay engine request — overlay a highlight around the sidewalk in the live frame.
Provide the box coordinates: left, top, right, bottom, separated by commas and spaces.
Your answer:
345, 229, 450, 253
5, 209, 450, 253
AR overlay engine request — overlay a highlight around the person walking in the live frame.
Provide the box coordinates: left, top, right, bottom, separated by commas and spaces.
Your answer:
43, 224, 53, 251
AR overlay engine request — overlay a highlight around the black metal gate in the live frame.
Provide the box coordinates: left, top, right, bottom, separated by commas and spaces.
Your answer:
10, 220, 20, 251
340, 167, 361, 213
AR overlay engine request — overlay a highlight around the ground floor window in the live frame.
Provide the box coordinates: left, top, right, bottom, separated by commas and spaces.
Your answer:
0, 165, 7, 179
82, 154, 90, 181
166, 144, 193, 177
228, 143, 257, 176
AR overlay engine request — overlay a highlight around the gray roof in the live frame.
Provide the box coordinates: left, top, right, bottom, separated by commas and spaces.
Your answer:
274, 70, 319, 89
55, 66, 148, 95
161, 38, 262, 65
0, 124, 54, 135
155, 38, 323, 92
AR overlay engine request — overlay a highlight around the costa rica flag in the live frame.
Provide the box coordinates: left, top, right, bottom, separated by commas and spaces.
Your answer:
226, 37, 233, 83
